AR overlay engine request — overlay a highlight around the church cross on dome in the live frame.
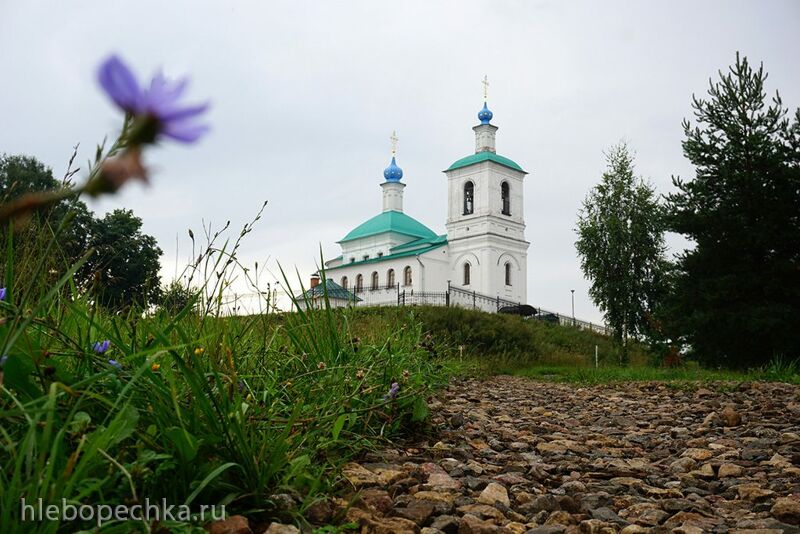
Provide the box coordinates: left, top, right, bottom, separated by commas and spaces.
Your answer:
477, 76, 494, 125
383, 130, 403, 183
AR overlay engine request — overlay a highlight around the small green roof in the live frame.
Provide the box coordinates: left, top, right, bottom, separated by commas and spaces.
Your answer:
390, 234, 447, 252
326, 238, 447, 270
298, 279, 361, 301
339, 210, 437, 243
446, 152, 526, 173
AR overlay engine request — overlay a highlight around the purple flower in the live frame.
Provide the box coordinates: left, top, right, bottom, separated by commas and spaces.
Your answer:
0, 355, 8, 368
383, 382, 401, 401
0, 287, 6, 301
108, 359, 122, 371
93, 340, 111, 354
98, 54, 209, 144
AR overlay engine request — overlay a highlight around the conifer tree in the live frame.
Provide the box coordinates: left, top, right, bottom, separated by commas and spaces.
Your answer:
666, 53, 800, 367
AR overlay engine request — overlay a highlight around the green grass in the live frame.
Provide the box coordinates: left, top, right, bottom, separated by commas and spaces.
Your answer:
505, 360, 800, 386
344, 305, 651, 370
0, 264, 463, 532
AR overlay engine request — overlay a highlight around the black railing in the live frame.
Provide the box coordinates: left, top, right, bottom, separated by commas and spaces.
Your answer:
397, 290, 449, 307
447, 285, 610, 336
346, 282, 610, 336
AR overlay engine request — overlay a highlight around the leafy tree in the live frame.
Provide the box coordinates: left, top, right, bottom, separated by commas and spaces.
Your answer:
576, 143, 668, 364
665, 54, 800, 368
1, 154, 164, 309
0, 154, 93, 289
83, 209, 162, 310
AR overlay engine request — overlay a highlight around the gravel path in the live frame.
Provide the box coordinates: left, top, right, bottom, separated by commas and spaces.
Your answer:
328, 376, 800, 533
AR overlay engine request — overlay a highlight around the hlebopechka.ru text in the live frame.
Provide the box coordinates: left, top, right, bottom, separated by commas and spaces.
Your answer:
20, 497, 226, 526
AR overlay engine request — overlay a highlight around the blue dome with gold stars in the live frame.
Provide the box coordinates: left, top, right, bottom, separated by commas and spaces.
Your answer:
478, 102, 493, 124
383, 156, 403, 182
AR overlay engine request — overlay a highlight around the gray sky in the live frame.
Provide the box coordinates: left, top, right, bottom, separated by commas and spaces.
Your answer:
1, 1, 798, 322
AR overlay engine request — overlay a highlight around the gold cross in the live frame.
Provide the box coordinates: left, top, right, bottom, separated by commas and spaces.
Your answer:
390, 130, 398, 156
482, 75, 489, 100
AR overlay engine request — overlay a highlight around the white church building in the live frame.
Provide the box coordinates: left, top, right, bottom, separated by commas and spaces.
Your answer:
307, 96, 530, 312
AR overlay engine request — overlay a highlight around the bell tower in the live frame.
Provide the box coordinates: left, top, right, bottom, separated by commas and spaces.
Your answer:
444, 81, 529, 303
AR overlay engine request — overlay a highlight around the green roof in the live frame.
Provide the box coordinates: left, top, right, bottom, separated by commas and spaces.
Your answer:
390, 234, 447, 252
446, 152, 526, 173
298, 279, 361, 301
326, 237, 447, 270
339, 210, 437, 243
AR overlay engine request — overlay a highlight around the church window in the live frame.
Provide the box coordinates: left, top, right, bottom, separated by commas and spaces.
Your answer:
403, 266, 412, 286
501, 181, 511, 215
463, 181, 474, 215
341, 276, 348, 289
355, 274, 363, 292
371, 271, 379, 290
504, 262, 512, 286
387, 268, 395, 288
463, 262, 471, 286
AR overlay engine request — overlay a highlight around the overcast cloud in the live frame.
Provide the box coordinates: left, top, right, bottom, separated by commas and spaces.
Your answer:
1, 1, 798, 321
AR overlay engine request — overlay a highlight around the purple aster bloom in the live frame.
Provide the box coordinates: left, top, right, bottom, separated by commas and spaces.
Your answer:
108, 359, 122, 371
93, 340, 111, 354
98, 54, 209, 144
0, 355, 7, 368
0, 287, 6, 301
383, 382, 401, 401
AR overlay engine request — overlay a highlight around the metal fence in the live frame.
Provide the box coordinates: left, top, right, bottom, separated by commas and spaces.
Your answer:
528, 307, 610, 335
446, 286, 610, 336
449, 286, 520, 313
398, 290, 449, 307
350, 283, 610, 336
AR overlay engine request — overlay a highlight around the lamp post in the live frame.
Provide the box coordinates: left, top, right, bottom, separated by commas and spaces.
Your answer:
571, 289, 575, 326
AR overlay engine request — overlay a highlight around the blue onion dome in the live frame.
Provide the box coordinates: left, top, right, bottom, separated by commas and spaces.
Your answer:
478, 101, 493, 124
383, 156, 403, 182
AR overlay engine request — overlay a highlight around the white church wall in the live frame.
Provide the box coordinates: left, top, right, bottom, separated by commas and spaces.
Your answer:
323, 246, 450, 306
448, 235, 527, 303
339, 231, 418, 264
417, 246, 450, 293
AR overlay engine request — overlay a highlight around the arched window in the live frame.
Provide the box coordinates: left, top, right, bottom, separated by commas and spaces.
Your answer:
403, 266, 412, 286
463, 262, 471, 286
504, 262, 512, 286
501, 181, 510, 215
341, 276, 348, 290
355, 274, 363, 292
463, 181, 474, 215
371, 271, 379, 290
387, 268, 395, 288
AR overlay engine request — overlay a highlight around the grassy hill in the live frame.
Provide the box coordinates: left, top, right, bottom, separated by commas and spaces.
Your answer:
345, 305, 650, 368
